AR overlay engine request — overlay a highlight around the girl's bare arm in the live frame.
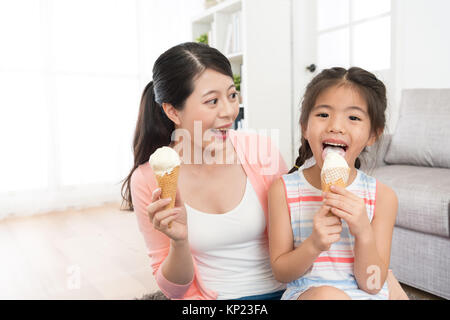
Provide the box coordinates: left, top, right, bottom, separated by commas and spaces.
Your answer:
353, 182, 397, 294
268, 178, 339, 283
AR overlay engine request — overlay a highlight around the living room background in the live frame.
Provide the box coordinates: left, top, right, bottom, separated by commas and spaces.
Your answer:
1, 0, 449, 219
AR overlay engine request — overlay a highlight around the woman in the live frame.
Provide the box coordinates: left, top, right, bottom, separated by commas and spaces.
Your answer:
121, 42, 408, 300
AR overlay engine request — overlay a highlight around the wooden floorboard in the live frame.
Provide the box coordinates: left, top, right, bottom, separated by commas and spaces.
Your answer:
0, 203, 157, 300
2, 203, 444, 300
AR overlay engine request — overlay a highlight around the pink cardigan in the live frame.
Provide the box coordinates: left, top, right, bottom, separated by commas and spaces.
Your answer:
130, 130, 287, 299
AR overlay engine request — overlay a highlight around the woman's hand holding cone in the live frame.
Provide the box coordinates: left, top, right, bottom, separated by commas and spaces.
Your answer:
147, 187, 188, 242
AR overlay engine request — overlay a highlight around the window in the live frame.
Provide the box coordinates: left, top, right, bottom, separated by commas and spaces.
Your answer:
0, 0, 203, 217
0, 0, 49, 192
317, 0, 391, 71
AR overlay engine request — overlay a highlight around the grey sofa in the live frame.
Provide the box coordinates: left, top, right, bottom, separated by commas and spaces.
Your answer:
361, 88, 450, 299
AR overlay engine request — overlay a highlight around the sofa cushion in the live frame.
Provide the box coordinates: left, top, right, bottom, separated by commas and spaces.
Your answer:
384, 89, 450, 168
372, 165, 450, 238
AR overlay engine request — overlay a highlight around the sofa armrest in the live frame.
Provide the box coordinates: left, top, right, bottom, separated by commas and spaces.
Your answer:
360, 134, 392, 172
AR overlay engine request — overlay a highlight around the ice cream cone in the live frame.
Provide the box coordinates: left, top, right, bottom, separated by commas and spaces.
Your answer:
155, 165, 180, 210
149, 146, 181, 228
321, 149, 350, 217
321, 167, 350, 192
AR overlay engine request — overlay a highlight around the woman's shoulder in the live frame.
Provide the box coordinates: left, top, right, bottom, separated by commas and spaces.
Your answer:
230, 129, 287, 177
131, 162, 149, 183
131, 162, 158, 193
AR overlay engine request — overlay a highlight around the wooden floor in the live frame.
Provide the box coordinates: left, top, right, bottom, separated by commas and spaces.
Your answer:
0, 203, 158, 300
2, 203, 444, 300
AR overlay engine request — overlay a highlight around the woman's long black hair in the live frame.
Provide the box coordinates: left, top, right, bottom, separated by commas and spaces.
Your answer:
121, 42, 233, 211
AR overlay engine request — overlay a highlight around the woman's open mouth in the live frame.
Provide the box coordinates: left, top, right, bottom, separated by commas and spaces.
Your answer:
211, 127, 230, 140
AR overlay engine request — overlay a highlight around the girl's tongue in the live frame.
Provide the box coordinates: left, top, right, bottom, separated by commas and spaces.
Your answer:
322, 146, 346, 161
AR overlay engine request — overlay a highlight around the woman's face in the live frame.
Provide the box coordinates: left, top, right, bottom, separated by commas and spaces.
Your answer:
303, 84, 377, 169
175, 68, 239, 158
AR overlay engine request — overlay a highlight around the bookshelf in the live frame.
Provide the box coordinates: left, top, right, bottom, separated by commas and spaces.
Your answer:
192, 0, 293, 162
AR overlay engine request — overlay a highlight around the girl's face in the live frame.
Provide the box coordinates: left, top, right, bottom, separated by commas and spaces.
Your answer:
303, 84, 377, 169
174, 68, 239, 155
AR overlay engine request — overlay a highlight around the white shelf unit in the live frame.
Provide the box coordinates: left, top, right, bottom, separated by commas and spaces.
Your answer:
192, 0, 293, 163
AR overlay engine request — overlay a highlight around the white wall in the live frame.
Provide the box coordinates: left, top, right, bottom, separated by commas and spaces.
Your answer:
392, 0, 450, 130
291, 0, 316, 166
0, 0, 205, 219
292, 0, 450, 156
138, 0, 204, 87
395, 0, 450, 89
243, 0, 293, 165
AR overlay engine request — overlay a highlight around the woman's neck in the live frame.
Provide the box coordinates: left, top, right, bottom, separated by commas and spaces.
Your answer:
170, 138, 239, 168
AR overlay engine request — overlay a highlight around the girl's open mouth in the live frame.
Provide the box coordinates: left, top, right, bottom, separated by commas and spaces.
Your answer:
322, 141, 348, 160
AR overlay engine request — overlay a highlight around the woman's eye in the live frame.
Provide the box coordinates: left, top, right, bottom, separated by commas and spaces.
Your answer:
317, 113, 328, 118
230, 92, 238, 99
206, 98, 218, 105
349, 116, 361, 121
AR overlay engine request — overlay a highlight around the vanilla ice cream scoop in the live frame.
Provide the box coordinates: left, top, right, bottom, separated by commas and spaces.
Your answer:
320, 148, 350, 218
321, 148, 350, 190
149, 147, 181, 227
322, 148, 348, 172
149, 146, 181, 176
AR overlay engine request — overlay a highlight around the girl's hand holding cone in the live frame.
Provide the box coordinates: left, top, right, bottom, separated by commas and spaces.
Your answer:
310, 204, 343, 252
323, 185, 371, 238
147, 187, 188, 242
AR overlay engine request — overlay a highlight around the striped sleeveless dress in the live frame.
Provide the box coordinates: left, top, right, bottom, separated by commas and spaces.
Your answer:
280, 169, 389, 300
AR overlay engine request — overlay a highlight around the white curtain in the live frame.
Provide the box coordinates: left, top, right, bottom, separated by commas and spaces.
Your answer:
0, 0, 204, 219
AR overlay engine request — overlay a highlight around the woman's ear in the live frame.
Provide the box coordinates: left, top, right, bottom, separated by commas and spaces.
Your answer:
162, 103, 181, 126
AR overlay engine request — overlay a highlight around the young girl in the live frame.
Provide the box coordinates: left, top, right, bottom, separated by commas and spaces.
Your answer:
268, 67, 398, 300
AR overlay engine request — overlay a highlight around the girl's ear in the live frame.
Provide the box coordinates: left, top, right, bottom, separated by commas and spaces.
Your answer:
162, 103, 181, 126
301, 124, 308, 141
367, 128, 383, 147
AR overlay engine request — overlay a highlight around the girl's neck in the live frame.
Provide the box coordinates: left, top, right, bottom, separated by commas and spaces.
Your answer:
303, 164, 358, 191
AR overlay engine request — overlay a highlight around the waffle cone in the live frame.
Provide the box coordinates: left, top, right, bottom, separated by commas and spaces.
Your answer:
155, 166, 180, 210
321, 177, 347, 192
321, 167, 350, 217
321, 167, 350, 192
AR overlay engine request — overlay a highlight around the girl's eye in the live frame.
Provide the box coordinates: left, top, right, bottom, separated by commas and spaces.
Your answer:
230, 92, 238, 99
349, 116, 361, 121
317, 113, 328, 118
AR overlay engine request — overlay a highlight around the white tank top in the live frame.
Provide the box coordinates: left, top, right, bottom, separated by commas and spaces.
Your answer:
185, 178, 285, 299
